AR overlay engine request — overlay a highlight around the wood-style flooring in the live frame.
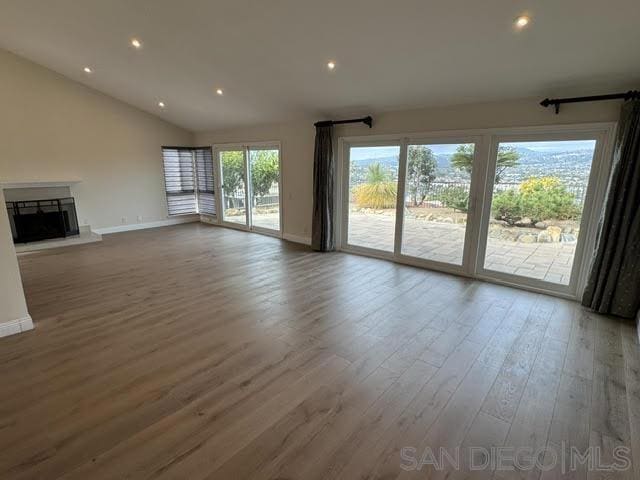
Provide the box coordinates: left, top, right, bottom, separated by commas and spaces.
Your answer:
1, 223, 639, 479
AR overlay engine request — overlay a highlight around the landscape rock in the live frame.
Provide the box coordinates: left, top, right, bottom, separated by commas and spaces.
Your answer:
535, 221, 548, 229
537, 231, 553, 243
561, 233, 577, 244
490, 219, 509, 226
515, 217, 533, 227
547, 225, 562, 242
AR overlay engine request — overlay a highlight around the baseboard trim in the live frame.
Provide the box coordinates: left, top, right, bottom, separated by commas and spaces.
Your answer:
282, 233, 312, 246
93, 215, 200, 235
0, 315, 34, 338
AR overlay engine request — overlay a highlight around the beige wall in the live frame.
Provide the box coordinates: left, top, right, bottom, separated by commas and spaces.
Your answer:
196, 98, 619, 240
0, 48, 194, 230
0, 194, 29, 329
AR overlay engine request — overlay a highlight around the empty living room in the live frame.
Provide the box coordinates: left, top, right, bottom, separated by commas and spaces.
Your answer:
2, 1, 640, 479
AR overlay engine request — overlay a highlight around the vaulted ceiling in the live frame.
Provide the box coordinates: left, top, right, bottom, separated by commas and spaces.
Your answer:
1, 0, 639, 131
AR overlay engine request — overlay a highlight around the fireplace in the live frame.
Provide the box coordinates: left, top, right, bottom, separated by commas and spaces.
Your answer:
6, 198, 80, 243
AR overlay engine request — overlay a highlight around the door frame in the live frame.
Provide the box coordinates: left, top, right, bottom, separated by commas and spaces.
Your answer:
337, 122, 616, 299
475, 126, 615, 298
212, 141, 283, 238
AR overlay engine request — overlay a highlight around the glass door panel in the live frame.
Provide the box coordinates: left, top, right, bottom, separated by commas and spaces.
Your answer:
219, 149, 248, 225
248, 147, 280, 232
400, 143, 475, 265
346, 145, 400, 252
482, 139, 597, 286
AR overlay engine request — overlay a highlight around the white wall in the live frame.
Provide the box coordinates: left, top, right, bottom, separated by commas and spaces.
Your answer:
195, 98, 620, 240
0, 48, 194, 230
0, 193, 31, 336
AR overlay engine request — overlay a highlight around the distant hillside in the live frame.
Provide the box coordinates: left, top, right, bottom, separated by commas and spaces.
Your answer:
350, 148, 595, 186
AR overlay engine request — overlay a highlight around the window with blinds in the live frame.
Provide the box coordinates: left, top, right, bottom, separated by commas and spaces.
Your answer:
194, 148, 216, 215
162, 147, 216, 216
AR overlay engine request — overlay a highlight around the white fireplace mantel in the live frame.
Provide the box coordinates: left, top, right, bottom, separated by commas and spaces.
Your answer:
0, 179, 82, 189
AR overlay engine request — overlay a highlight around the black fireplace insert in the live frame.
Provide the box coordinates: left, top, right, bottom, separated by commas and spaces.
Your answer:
6, 198, 80, 243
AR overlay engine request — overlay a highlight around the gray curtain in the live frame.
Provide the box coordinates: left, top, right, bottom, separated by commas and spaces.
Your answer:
582, 99, 640, 318
311, 124, 335, 251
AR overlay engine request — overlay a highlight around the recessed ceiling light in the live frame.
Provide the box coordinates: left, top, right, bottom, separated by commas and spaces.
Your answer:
515, 15, 531, 29
83, 67, 92, 74
327, 61, 336, 70
216, 88, 224, 96
131, 38, 142, 49
158, 101, 165, 108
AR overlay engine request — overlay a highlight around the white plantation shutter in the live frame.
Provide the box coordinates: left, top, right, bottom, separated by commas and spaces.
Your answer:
194, 147, 216, 215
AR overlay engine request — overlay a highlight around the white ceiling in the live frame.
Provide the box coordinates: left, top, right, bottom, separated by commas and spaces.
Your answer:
1, 0, 639, 131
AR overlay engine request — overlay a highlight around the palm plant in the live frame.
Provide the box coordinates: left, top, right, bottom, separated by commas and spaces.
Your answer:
353, 163, 397, 209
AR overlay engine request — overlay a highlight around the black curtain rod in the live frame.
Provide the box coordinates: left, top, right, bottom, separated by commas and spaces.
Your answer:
314, 115, 373, 128
541, 90, 639, 114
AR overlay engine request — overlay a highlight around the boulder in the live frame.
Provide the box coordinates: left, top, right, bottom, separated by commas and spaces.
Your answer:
547, 225, 562, 242
515, 217, 533, 227
537, 231, 553, 243
535, 221, 548, 229
561, 233, 577, 244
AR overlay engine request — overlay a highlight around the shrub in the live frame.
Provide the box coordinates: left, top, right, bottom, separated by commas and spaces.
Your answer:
491, 177, 579, 224
440, 186, 470, 212
353, 182, 397, 208
492, 189, 522, 224
352, 163, 397, 209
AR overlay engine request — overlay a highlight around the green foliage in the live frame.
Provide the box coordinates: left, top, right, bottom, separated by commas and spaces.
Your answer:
221, 150, 279, 205
451, 144, 520, 183
519, 177, 580, 222
406, 146, 437, 206
221, 151, 245, 197
492, 189, 523, 224
492, 176, 580, 224
250, 150, 279, 198
353, 163, 397, 209
440, 186, 470, 213
365, 163, 390, 183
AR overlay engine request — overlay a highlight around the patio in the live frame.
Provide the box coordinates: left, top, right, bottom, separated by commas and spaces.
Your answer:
348, 211, 576, 284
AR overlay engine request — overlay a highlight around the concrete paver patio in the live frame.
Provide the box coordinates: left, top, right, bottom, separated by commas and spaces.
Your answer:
348, 211, 576, 285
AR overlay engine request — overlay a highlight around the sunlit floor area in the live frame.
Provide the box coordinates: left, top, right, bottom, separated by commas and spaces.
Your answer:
0, 223, 637, 479
348, 211, 576, 283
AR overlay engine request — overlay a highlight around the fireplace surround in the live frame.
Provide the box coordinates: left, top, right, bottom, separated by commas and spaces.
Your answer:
6, 197, 80, 243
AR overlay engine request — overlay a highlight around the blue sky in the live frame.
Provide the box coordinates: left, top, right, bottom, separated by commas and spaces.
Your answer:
350, 140, 596, 160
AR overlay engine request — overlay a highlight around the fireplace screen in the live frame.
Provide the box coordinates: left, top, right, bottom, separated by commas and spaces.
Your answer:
6, 198, 80, 243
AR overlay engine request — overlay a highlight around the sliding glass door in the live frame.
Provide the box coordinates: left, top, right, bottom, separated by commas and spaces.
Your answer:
340, 125, 612, 297
477, 134, 604, 293
216, 143, 282, 235
345, 144, 401, 253
248, 147, 281, 233
400, 142, 477, 266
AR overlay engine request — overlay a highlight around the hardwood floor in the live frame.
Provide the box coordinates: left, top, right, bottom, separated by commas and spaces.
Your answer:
1, 223, 638, 480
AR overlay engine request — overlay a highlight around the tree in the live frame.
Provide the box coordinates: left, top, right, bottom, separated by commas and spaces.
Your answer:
250, 150, 279, 199
220, 151, 245, 207
406, 146, 437, 206
451, 145, 520, 183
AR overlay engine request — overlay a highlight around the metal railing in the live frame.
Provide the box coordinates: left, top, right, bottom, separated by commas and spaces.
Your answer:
404, 181, 587, 208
